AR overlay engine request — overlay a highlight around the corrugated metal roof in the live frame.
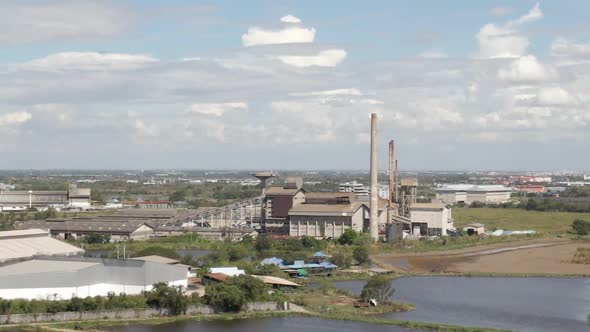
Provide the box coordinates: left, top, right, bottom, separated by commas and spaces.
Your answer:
252, 275, 301, 287
0, 229, 83, 263
265, 187, 301, 196
132, 255, 179, 265
0, 259, 99, 276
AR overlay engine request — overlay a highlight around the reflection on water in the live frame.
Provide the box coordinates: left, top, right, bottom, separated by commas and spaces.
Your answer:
106, 316, 430, 332
333, 276, 590, 332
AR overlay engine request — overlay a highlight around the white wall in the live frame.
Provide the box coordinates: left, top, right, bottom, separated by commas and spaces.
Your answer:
0, 279, 187, 300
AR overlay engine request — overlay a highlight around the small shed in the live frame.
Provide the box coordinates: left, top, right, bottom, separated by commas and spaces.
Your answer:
462, 223, 485, 235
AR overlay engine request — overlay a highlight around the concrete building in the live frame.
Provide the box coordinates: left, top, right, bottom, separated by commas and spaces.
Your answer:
338, 181, 368, 196
436, 184, 512, 205
515, 185, 546, 194
0, 229, 84, 264
409, 202, 454, 236
0, 256, 188, 300
288, 202, 366, 238
265, 187, 306, 218
0, 184, 91, 210
21, 220, 155, 242
462, 223, 485, 235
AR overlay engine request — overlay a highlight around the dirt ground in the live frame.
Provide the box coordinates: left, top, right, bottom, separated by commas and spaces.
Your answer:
374, 239, 590, 276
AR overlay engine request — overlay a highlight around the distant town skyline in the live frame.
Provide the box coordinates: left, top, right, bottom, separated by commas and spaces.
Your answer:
1, 1, 589, 170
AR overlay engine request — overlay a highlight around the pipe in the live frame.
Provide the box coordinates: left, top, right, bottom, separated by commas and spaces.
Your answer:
369, 113, 379, 241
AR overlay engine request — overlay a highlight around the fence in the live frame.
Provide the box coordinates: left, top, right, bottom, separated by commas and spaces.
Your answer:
0, 302, 288, 325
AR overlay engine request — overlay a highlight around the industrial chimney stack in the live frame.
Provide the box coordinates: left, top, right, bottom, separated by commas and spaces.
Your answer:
369, 113, 379, 241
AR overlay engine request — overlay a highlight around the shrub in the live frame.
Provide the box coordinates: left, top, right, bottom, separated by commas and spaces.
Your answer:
338, 229, 359, 245
360, 275, 395, 304
572, 220, 590, 236
353, 245, 370, 265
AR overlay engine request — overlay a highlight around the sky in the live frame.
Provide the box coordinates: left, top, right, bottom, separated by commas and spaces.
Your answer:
1, 0, 590, 171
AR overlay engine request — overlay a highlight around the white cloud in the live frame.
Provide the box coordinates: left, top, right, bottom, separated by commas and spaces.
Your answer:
188, 102, 248, 117
508, 3, 542, 27
280, 15, 301, 24
290, 88, 363, 97
276, 49, 346, 67
551, 38, 590, 58
497, 55, 554, 82
0, 1, 132, 45
536, 87, 574, 105
477, 3, 543, 58
241, 26, 315, 46
22, 52, 158, 71
0, 112, 32, 126
489, 7, 512, 17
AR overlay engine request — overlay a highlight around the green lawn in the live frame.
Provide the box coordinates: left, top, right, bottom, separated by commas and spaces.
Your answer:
453, 208, 590, 235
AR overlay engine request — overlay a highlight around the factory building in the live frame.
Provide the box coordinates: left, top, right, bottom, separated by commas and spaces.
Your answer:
20, 220, 155, 242
288, 202, 366, 238
0, 184, 91, 211
0, 256, 188, 300
0, 229, 84, 264
435, 184, 512, 205
338, 181, 368, 196
409, 202, 454, 236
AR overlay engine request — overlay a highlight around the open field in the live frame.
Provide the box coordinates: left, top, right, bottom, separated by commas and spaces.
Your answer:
374, 239, 590, 276
453, 208, 590, 235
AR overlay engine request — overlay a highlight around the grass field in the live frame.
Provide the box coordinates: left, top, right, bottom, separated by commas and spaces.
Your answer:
453, 208, 590, 235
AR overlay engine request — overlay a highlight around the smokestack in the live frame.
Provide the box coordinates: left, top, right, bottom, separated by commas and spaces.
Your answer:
369, 113, 379, 241
387, 140, 394, 224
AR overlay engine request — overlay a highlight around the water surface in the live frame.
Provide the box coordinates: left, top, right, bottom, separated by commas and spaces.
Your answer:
333, 276, 590, 332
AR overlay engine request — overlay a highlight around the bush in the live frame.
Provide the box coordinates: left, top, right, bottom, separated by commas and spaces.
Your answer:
145, 282, 187, 315
360, 275, 395, 304
353, 245, 370, 265
255, 234, 272, 253
205, 283, 246, 312
331, 249, 352, 268
83, 232, 111, 244
572, 219, 590, 236
338, 229, 359, 245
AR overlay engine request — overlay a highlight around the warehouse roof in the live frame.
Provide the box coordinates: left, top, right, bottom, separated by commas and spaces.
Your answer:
0, 229, 84, 263
265, 187, 303, 196
410, 202, 448, 210
437, 184, 512, 192
20, 220, 153, 234
252, 275, 301, 287
0, 259, 98, 276
132, 255, 179, 265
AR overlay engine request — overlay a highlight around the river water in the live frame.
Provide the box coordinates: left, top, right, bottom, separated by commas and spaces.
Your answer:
333, 276, 590, 332
106, 316, 429, 332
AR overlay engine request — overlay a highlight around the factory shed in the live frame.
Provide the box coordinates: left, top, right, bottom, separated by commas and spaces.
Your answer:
252, 275, 301, 290
132, 255, 180, 265
0, 229, 83, 264
409, 202, 454, 236
0, 256, 188, 300
201, 272, 230, 285
463, 223, 485, 235
288, 202, 366, 238
20, 220, 155, 242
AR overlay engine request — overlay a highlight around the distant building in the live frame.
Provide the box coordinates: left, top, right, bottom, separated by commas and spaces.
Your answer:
0, 183, 15, 191
515, 185, 546, 194
0, 184, 91, 210
0, 256, 188, 300
409, 202, 454, 236
20, 220, 155, 242
338, 181, 368, 196
436, 184, 512, 205
462, 223, 485, 235
122, 201, 173, 209
509, 175, 552, 183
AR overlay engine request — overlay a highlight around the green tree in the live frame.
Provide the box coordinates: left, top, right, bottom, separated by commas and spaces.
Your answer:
572, 219, 590, 235
353, 245, 370, 265
360, 275, 395, 303
205, 283, 246, 312
169, 190, 186, 202
331, 249, 352, 268
255, 234, 272, 253
83, 232, 111, 244
338, 229, 359, 245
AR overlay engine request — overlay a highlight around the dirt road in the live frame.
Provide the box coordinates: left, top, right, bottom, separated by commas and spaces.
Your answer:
373, 239, 590, 275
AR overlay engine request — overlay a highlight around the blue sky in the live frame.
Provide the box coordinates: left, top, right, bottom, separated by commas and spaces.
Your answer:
0, 1, 589, 171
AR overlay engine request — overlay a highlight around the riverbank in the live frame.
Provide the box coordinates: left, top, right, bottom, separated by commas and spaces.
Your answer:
7, 308, 510, 332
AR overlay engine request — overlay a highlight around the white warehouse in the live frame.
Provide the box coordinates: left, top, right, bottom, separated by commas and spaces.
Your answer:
0, 256, 188, 300
436, 184, 512, 205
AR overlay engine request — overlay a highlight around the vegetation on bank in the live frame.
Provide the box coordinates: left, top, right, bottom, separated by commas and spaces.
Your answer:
453, 207, 590, 235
